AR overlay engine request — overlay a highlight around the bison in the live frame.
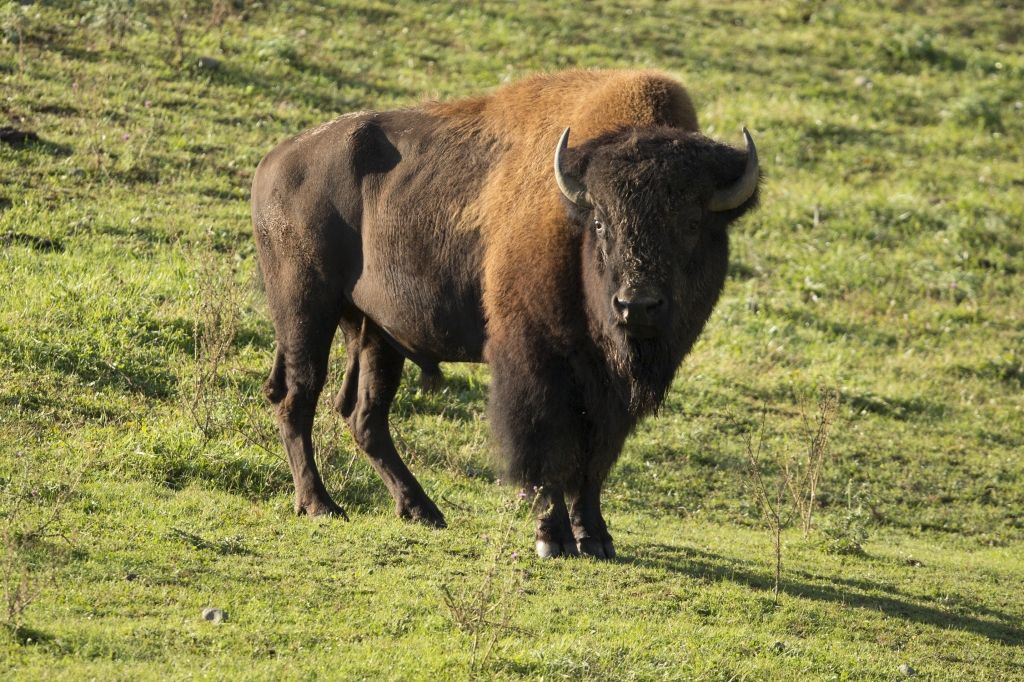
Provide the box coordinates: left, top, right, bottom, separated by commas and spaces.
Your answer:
251, 69, 760, 558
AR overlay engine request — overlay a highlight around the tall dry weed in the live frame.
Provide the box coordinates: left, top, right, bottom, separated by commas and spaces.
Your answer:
783, 388, 840, 536
187, 236, 240, 439
440, 493, 535, 676
1, 453, 86, 634
739, 388, 842, 603
740, 407, 789, 603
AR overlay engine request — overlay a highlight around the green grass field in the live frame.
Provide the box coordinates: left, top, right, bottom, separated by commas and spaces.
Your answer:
1, 0, 1023, 679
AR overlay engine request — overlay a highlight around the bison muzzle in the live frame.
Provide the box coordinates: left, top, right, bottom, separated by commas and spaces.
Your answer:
250, 69, 760, 558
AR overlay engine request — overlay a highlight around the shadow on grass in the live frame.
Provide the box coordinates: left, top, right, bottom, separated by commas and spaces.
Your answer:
169, 528, 252, 556
634, 542, 1024, 646
774, 306, 902, 349
204, 59, 417, 114
0, 326, 182, 400
135, 444, 292, 500
741, 377, 947, 422
5, 625, 54, 647
1, 136, 73, 158
49, 349, 176, 399
0, 392, 130, 429
1, 232, 65, 252
952, 358, 1024, 388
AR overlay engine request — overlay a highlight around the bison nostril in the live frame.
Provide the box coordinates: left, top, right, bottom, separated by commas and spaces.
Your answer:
613, 295, 663, 324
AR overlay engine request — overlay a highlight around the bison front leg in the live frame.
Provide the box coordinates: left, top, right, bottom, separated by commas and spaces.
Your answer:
569, 476, 615, 560
534, 487, 580, 559
488, 346, 584, 558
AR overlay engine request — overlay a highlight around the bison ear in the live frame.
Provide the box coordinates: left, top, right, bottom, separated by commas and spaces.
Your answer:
563, 210, 587, 240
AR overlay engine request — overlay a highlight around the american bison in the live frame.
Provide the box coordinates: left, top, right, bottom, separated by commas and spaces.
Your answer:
251, 69, 760, 558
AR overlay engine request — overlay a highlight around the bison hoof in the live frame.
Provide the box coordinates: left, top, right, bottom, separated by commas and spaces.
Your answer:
577, 537, 615, 560
536, 541, 559, 558
535, 539, 582, 559
398, 499, 447, 528
296, 498, 349, 520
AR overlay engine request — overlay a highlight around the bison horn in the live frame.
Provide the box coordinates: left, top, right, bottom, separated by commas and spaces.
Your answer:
709, 127, 759, 212
554, 128, 593, 209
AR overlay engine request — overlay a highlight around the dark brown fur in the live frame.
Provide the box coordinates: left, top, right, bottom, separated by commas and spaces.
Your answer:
250, 70, 759, 556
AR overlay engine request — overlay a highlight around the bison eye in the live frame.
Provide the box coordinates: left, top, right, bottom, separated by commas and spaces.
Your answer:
594, 219, 606, 236
687, 218, 700, 232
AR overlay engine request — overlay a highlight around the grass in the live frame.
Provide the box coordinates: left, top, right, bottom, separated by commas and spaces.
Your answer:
1, 0, 1023, 678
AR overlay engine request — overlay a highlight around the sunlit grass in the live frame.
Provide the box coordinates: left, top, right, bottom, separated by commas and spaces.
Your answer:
1, 0, 1022, 678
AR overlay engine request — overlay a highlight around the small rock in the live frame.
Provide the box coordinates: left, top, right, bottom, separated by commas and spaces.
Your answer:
70, 169, 85, 177
905, 559, 922, 567
853, 75, 874, 89
773, 640, 786, 653
125, 573, 139, 581
202, 607, 226, 623
899, 664, 916, 676
196, 56, 221, 70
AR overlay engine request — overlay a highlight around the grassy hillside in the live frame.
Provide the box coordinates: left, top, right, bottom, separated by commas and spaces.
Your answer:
1, 0, 1023, 679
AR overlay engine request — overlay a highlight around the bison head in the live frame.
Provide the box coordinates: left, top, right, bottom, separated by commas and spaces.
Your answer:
554, 126, 760, 413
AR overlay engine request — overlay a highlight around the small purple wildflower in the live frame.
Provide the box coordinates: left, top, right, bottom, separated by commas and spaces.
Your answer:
72, 82, 78, 89
518, 492, 527, 499
495, 478, 501, 485
510, 552, 519, 559
30, 489, 38, 495
122, 134, 130, 140
532, 485, 538, 491
949, 282, 958, 288
144, 101, 152, 107
482, 535, 489, 540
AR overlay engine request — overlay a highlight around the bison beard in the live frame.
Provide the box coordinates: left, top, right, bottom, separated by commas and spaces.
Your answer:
609, 336, 676, 416
249, 69, 760, 559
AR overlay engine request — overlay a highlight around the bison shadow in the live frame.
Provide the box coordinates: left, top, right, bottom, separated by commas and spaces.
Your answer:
633, 541, 1024, 646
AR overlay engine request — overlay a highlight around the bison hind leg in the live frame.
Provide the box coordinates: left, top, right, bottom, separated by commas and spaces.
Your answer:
343, 319, 446, 528
333, 309, 364, 420
266, 333, 348, 519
